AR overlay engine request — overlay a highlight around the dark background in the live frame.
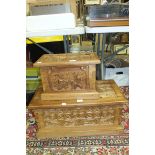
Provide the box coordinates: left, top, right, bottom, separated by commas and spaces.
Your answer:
26, 41, 65, 63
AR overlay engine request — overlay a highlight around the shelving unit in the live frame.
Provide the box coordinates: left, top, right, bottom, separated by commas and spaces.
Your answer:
26, 26, 85, 38
26, 25, 129, 79
85, 26, 129, 33
85, 26, 129, 80
26, 26, 85, 53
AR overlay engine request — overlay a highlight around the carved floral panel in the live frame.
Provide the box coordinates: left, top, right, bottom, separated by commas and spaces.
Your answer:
47, 66, 89, 91
34, 106, 120, 128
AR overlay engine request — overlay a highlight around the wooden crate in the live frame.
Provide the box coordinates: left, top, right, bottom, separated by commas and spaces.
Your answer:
28, 80, 127, 139
33, 52, 100, 100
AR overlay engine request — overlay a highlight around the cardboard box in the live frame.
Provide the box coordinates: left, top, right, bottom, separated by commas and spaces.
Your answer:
105, 67, 129, 86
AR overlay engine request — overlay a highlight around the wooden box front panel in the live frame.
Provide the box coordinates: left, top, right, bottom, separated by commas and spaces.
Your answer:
40, 64, 97, 100
41, 65, 96, 92
33, 105, 123, 138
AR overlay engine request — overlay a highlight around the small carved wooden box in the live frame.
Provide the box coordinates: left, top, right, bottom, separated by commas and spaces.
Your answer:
33, 52, 100, 100
28, 80, 127, 139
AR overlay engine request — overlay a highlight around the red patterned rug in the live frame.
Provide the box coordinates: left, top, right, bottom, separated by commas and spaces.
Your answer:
26, 86, 129, 155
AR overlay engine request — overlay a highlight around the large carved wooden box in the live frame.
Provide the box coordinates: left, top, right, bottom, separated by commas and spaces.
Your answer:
28, 80, 127, 139
33, 52, 100, 100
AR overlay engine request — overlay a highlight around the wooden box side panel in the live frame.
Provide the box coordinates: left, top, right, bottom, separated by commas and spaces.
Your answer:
33, 105, 123, 138
89, 64, 96, 90
40, 67, 51, 92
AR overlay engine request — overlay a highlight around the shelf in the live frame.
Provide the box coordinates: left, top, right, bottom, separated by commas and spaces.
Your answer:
27, 25, 129, 38
26, 26, 85, 38
85, 26, 129, 33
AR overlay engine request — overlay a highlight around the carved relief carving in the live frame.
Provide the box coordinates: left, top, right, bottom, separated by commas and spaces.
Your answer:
37, 106, 117, 128
40, 52, 97, 63
33, 110, 44, 129
48, 66, 89, 91
97, 83, 117, 98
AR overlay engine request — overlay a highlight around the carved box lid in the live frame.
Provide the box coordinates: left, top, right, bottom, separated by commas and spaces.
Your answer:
28, 80, 127, 109
33, 52, 100, 67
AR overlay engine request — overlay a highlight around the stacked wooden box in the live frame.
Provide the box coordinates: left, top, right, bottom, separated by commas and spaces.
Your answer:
28, 52, 127, 139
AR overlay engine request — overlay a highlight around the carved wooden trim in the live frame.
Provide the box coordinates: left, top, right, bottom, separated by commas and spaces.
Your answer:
28, 80, 127, 109
47, 66, 90, 91
40, 67, 50, 92
89, 65, 96, 90
33, 110, 45, 129
33, 52, 100, 67
33, 105, 124, 138
33, 105, 121, 128
41, 91, 99, 100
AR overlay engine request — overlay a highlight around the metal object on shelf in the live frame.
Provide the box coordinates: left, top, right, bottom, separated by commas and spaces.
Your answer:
26, 38, 53, 54
86, 3, 129, 27
85, 26, 129, 80
104, 44, 129, 62
88, 3, 129, 19
85, 0, 101, 5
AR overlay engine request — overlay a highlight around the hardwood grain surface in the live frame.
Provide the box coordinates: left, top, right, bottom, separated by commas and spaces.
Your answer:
28, 80, 127, 109
33, 52, 100, 67
33, 52, 100, 100
87, 19, 129, 27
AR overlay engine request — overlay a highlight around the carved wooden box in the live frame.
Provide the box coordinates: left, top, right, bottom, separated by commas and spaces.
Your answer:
28, 80, 127, 139
33, 52, 100, 100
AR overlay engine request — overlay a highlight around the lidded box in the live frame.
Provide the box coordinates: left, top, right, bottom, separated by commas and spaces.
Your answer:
28, 80, 127, 138
33, 52, 100, 100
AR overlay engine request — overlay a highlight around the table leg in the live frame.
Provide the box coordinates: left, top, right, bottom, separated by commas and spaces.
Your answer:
97, 33, 101, 56
96, 34, 101, 80
63, 35, 67, 53
91, 33, 96, 52
27, 38, 53, 54
101, 33, 107, 80
66, 35, 70, 53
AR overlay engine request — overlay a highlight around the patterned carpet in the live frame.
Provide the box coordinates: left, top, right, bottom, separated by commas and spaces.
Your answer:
26, 87, 129, 155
